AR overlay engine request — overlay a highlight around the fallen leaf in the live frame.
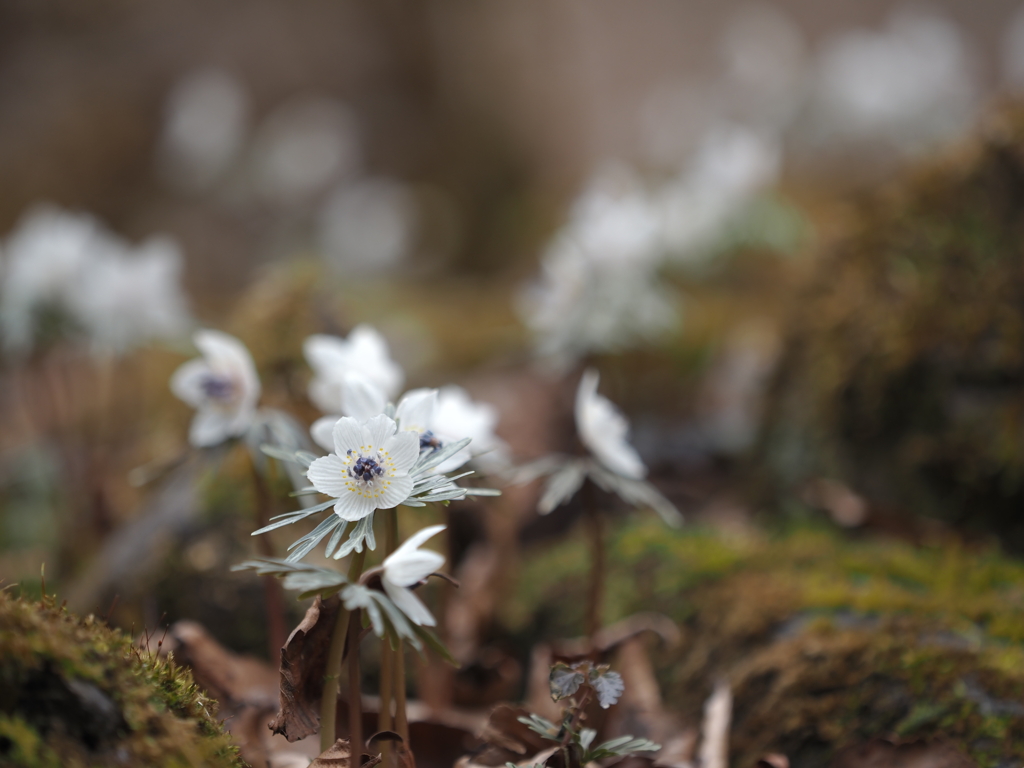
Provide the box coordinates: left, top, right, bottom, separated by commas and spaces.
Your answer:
270, 595, 343, 742
311, 739, 354, 768
754, 754, 789, 768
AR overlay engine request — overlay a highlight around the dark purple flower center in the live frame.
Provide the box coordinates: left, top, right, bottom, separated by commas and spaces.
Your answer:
201, 374, 235, 401
348, 456, 385, 484
419, 430, 442, 452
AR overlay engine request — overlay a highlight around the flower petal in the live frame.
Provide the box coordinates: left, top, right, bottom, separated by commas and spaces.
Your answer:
333, 491, 376, 522
341, 374, 388, 422
307, 454, 350, 497
331, 416, 367, 456
376, 472, 413, 509
189, 409, 238, 447
383, 429, 419, 472
382, 579, 436, 627
170, 359, 213, 408
364, 413, 399, 454
310, 416, 339, 452
575, 368, 646, 479
395, 388, 437, 434
383, 524, 446, 582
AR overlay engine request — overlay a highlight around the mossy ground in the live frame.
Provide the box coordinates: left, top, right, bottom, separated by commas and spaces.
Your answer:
759, 102, 1024, 551
506, 515, 1024, 767
0, 589, 245, 768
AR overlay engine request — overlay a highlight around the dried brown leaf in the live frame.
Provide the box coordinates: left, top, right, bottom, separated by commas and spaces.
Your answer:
270, 595, 342, 742
754, 754, 789, 768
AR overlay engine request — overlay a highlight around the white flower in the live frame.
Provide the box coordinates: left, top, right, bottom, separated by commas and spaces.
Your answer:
518, 165, 679, 367
0, 205, 191, 355
1, 206, 105, 350
432, 386, 507, 472
170, 330, 261, 447
812, 7, 975, 149
381, 524, 446, 627
304, 325, 404, 413
575, 369, 646, 480
68, 236, 190, 356
307, 413, 418, 521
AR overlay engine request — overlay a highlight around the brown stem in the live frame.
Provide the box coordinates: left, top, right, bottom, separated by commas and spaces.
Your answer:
584, 483, 605, 641
321, 546, 367, 751
560, 686, 593, 749
320, 598, 350, 754
394, 641, 408, 742
348, 608, 364, 761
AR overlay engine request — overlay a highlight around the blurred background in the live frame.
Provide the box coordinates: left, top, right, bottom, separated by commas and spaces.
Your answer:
4, 0, 1024, 763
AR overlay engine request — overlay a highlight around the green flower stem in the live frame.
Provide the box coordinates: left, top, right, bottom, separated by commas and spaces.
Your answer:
319, 545, 367, 754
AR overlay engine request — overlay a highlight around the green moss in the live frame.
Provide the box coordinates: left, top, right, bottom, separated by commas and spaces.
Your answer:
0, 589, 244, 768
506, 519, 1024, 766
759, 103, 1024, 549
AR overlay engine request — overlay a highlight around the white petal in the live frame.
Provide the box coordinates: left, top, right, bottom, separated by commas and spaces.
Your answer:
189, 409, 237, 447
384, 550, 444, 587
333, 491, 376, 522
383, 429, 419, 472
331, 416, 366, 456
170, 358, 213, 408
341, 374, 387, 422
348, 324, 404, 396
574, 368, 646, 479
395, 388, 437, 434
310, 416, 339, 452
383, 524, 446, 581
303, 334, 347, 376
307, 454, 350, 497
364, 413, 399, 453
309, 376, 343, 414
382, 579, 436, 627
376, 472, 413, 509
194, 329, 261, 405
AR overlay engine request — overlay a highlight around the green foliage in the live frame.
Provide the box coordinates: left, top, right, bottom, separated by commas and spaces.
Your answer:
0, 589, 243, 768
506, 518, 1024, 766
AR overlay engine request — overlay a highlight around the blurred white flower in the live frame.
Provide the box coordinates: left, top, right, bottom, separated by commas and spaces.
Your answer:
575, 369, 646, 480
432, 386, 508, 472
318, 179, 417, 273
1, 206, 99, 350
381, 524, 446, 626
306, 414, 418, 522
158, 68, 248, 191
171, 330, 261, 447
659, 123, 781, 262
0, 205, 191, 355
518, 165, 678, 367
304, 325, 404, 413
812, 6, 976, 149
250, 96, 359, 204
69, 236, 190, 356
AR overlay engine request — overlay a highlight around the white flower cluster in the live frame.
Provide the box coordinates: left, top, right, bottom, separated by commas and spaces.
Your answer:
519, 128, 779, 368
175, 324, 504, 631
0, 205, 191, 356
